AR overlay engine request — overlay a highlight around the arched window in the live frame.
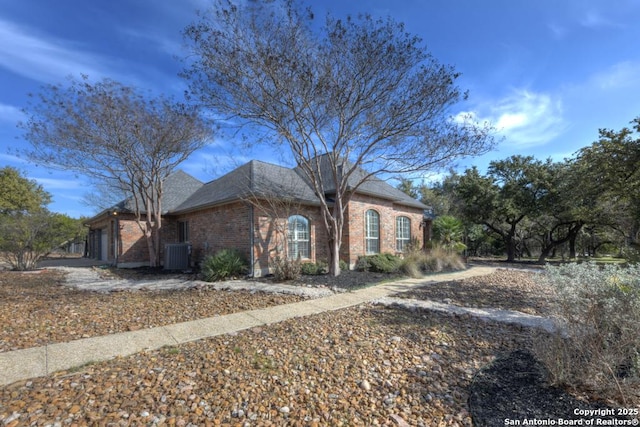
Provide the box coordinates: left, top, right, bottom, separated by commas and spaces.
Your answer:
288, 215, 310, 260
365, 209, 380, 254
396, 216, 411, 252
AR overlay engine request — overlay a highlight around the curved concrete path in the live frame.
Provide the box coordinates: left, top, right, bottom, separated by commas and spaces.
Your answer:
0, 266, 555, 386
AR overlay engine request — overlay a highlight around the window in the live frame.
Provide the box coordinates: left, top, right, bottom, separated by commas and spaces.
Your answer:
178, 221, 189, 242
288, 215, 310, 259
396, 216, 411, 252
365, 210, 380, 254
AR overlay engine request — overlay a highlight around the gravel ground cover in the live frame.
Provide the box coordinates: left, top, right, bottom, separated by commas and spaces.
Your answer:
0, 270, 305, 353
102, 266, 404, 292
0, 305, 533, 426
2, 265, 632, 425
394, 269, 556, 316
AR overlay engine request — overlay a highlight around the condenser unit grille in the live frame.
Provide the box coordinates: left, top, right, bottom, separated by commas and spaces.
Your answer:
164, 243, 191, 270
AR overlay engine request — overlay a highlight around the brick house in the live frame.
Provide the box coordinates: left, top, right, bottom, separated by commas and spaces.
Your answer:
85, 156, 431, 276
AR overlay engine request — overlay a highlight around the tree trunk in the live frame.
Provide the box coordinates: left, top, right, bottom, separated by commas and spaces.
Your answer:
328, 202, 344, 277
144, 213, 161, 267
538, 245, 554, 264
328, 238, 341, 276
537, 222, 584, 263
144, 187, 163, 268
145, 226, 158, 267
568, 230, 579, 259
505, 236, 517, 262
505, 223, 518, 262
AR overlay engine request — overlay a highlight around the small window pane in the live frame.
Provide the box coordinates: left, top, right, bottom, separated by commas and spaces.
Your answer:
178, 221, 189, 243
365, 210, 380, 254
396, 216, 411, 252
288, 215, 310, 259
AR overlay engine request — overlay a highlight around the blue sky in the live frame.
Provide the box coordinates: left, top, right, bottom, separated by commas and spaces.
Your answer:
1, 0, 639, 218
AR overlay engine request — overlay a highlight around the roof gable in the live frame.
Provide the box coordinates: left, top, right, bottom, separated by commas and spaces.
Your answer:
294, 154, 428, 209
160, 170, 205, 212
115, 170, 204, 214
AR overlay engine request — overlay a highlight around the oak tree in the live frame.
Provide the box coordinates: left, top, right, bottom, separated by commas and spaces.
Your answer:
575, 117, 640, 251
457, 156, 550, 262
0, 167, 80, 270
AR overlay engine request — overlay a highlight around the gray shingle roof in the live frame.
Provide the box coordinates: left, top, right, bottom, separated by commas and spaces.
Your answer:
116, 170, 204, 214
93, 157, 428, 219
172, 160, 320, 213
159, 170, 204, 212
172, 156, 428, 212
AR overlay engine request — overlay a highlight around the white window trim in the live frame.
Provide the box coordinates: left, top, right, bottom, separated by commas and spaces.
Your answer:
287, 215, 310, 260
365, 209, 380, 254
396, 216, 411, 252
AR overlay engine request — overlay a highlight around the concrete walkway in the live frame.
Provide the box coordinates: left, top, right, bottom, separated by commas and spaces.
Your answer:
0, 266, 554, 386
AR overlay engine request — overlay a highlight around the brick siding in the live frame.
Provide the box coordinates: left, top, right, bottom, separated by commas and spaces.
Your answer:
343, 193, 424, 266
89, 196, 424, 274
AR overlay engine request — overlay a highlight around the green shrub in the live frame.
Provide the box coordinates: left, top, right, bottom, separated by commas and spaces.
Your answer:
355, 256, 370, 272
356, 253, 401, 273
301, 260, 328, 275
339, 260, 349, 271
201, 249, 248, 281
621, 246, 640, 264
534, 262, 640, 404
271, 256, 301, 281
300, 262, 320, 275
432, 215, 466, 253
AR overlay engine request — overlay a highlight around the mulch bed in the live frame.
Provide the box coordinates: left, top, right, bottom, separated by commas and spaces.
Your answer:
469, 350, 630, 426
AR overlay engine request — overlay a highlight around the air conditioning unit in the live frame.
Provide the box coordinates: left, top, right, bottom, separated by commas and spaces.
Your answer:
164, 243, 191, 270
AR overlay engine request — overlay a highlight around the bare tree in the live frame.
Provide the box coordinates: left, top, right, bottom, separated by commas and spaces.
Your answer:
182, 0, 494, 275
20, 76, 213, 267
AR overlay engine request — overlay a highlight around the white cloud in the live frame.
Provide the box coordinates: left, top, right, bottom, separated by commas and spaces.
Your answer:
496, 112, 527, 129
31, 177, 84, 190
0, 19, 110, 83
460, 89, 566, 148
0, 103, 24, 124
579, 10, 622, 29
118, 27, 183, 58
589, 61, 640, 90
547, 22, 568, 39
0, 153, 28, 164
